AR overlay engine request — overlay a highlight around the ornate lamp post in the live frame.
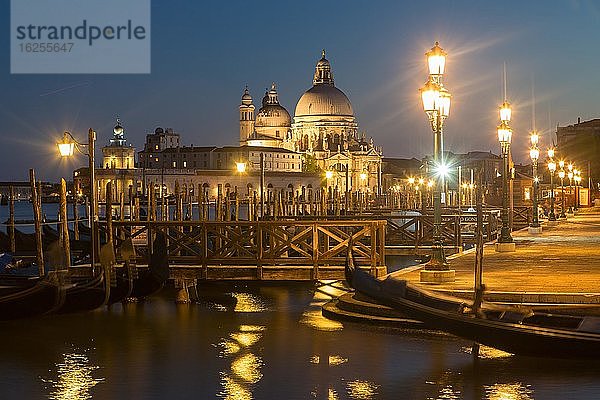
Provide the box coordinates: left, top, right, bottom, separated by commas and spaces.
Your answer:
529, 131, 541, 232
567, 163, 574, 214
558, 166, 567, 219
574, 169, 581, 211
496, 100, 515, 251
419, 42, 454, 281
547, 149, 557, 223
58, 128, 97, 268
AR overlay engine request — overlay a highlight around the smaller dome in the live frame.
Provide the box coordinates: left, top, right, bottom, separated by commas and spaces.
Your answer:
113, 123, 124, 136
241, 86, 252, 105
155, 127, 164, 134
255, 82, 291, 127
113, 117, 124, 136
255, 104, 291, 127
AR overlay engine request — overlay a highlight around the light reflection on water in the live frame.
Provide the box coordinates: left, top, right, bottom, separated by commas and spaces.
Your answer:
485, 383, 534, 400
462, 345, 514, 359
346, 380, 380, 399
232, 293, 271, 312
42, 349, 104, 400
217, 324, 265, 400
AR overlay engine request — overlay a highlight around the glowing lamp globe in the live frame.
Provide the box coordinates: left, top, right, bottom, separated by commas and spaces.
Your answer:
57, 132, 75, 157
420, 79, 441, 113
497, 122, 512, 145
426, 42, 447, 76
530, 132, 539, 146
236, 162, 247, 173
499, 101, 512, 122
529, 147, 539, 161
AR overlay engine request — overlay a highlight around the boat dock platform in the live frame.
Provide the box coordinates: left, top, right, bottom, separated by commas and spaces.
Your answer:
322, 207, 600, 328
396, 207, 600, 304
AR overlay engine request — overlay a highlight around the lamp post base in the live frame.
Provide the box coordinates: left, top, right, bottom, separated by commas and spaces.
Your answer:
420, 269, 456, 284
528, 225, 542, 234
495, 242, 516, 252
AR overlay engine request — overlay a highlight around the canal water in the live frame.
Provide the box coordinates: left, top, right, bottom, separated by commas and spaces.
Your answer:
1, 284, 599, 400
2, 203, 600, 399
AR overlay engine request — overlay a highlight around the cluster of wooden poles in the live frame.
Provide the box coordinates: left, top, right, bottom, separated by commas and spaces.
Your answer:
138, 181, 385, 223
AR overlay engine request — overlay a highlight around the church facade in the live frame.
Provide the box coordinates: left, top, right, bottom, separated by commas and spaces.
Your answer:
239, 51, 383, 193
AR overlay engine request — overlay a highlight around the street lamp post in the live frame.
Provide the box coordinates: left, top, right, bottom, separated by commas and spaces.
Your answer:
547, 149, 557, 224
419, 41, 454, 282
567, 163, 574, 214
558, 162, 566, 219
574, 170, 581, 211
496, 100, 515, 251
58, 128, 97, 269
528, 131, 541, 233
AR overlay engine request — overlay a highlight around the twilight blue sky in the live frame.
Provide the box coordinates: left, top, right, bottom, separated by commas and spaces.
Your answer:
1, 0, 600, 181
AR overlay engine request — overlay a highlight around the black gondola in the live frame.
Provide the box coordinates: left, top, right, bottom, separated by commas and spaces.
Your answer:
55, 267, 108, 314
44, 239, 109, 314
12, 228, 36, 251
106, 238, 136, 305
0, 269, 66, 320
106, 263, 134, 305
345, 246, 600, 359
131, 232, 169, 298
42, 224, 91, 243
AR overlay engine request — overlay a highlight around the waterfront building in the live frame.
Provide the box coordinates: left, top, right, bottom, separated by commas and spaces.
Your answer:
74, 119, 140, 203
556, 117, 598, 194
137, 127, 181, 169
101, 119, 136, 169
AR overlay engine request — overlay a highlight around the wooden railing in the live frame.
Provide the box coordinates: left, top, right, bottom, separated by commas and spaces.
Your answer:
98, 219, 386, 280
512, 206, 531, 230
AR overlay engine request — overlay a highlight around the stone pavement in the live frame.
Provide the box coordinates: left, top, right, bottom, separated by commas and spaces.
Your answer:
394, 207, 600, 304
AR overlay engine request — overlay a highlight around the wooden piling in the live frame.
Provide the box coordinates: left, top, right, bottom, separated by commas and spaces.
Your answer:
29, 169, 44, 276
234, 187, 239, 221
224, 187, 231, 222
106, 183, 114, 250
73, 193, 80, 240
8, 186, 15, 252
129, 186, 134, 220
119, 192, 125, 222
59, 178, 71, 269
174, 180, 181, 221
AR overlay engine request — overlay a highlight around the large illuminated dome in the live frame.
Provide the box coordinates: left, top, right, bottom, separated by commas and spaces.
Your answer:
292, 50, 357, 152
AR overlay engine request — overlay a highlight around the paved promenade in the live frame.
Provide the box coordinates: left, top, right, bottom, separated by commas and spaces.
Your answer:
395, 207, 600, 303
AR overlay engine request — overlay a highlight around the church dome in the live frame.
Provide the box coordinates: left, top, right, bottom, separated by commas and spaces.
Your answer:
255, 104, 291, 127
295, 84, 354, 117
241, 86, 253, 105
255, 83, 291, 128
294, 50, 354, 117
113, 117, 124, 136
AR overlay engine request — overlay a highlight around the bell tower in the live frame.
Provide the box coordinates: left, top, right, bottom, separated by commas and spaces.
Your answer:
239, 86, 255, 146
